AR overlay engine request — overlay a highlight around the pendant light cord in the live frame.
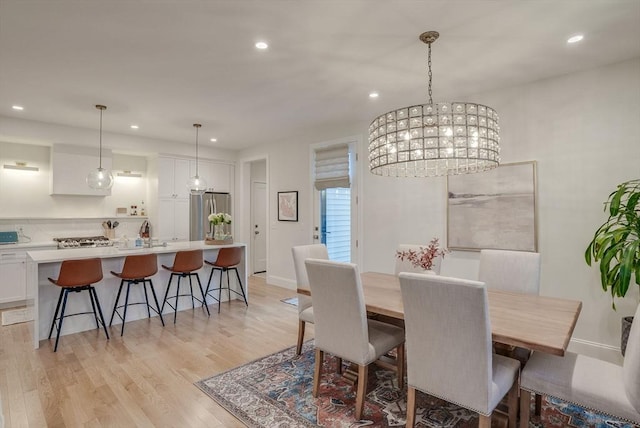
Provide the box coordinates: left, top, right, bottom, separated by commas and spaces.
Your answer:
98, 107, 103, 169
193, 123, 202, 176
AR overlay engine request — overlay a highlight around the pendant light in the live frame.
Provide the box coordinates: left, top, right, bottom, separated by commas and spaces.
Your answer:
86, 104, 114, 189
368, 31, 500, 177
186, 123, 208, 194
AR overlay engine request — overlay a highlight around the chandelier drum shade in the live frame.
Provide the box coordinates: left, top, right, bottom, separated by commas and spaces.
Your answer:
368, 31, 500, 177
186, 123, 208, 194
86, 104, 114, 189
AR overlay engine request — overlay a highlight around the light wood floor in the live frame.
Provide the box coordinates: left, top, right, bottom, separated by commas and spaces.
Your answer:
0, 276, 310, 427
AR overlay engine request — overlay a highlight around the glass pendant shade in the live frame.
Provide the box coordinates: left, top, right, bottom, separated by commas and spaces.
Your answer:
187, 123, 207, 194
87, 167, 114, 189
87, 104, 114, 190
368, 31, 500, 178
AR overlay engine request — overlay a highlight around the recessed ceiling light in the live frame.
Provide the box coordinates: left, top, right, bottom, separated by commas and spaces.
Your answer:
130, 125, 139, 129
12, 105, 24, 111
210, 138, 217, 142
369, 92, 379, 99
567, 34, 584, 44
255, 41, 268, 50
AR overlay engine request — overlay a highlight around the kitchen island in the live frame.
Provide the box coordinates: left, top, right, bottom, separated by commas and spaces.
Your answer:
26, 241, 247, 349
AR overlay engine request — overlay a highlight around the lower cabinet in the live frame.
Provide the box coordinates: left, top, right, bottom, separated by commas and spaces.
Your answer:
157, 198, 190, 242
0, 251, 26, 305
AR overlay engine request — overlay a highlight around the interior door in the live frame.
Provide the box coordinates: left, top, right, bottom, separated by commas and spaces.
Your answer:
251, 181, 267, 273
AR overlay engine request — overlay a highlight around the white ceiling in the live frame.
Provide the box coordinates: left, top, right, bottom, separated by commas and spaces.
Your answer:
1, 0, 639, 151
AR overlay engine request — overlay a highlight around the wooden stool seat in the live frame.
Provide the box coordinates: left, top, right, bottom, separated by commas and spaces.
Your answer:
161, 249, 210, 323
204, 247, 248, 313
109, 253, 165, 336
47, 258, 109, 352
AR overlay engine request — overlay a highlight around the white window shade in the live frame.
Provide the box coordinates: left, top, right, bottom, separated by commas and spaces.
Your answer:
314, 145, 350, 190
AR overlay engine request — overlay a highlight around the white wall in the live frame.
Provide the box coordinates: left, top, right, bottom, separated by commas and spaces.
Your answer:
238, 57, 640, 361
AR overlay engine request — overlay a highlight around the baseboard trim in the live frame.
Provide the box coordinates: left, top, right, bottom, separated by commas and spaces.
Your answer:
568, 337, 622, 364
267, 275, 296, 290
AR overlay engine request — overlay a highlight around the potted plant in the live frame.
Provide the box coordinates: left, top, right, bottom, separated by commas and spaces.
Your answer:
396, 238, 449, 273
585, 179, 640, 355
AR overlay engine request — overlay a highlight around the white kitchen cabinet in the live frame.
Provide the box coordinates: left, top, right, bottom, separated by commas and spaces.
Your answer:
157, 198, 190, 242
0, 251, 26, 305
158, 157, 190, 199
209, 162, 234, 193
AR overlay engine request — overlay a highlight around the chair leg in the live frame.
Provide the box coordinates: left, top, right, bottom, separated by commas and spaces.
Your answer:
87, 285, 100, 329
48, 288, 65, 340
406, 386, 416, 428
109, 280, 125, 327
195, 273, 210, 317
336, 357, 343, 375
534, 393, 542, 415
355, 364, 368, 420
53, 288, 70, 352
296, 320, 306, 355
162, 273, 174, 313
90, 287, 110, 340
142, 280, 152, 318
188, 274, 195, 308
148, 279, 165, 327
478, 414, 491, 428
120, 281, 132, 336
174, 275, 181, 324
233, 267, 248, 306
396, 343, 405, 390
217, 268, 223, 313
313, 348, 323, 397
507, 380, 518, 428
204, 265, 215, 304
519, 389, 531, 428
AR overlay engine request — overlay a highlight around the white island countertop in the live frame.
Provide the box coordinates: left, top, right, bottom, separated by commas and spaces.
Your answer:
28, 240, 245, 263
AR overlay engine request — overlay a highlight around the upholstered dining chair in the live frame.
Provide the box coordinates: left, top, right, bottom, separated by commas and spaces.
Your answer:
399, 273, 519, 428
478, 249, 541, 295
394, 244, 442, 275
291, 244, 329, 355
305, 258, 405, 421
519, 302, 640, 427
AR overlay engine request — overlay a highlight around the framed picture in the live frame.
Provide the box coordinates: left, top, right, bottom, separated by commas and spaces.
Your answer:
447, 161, 537, 251
278, 191, 298, 222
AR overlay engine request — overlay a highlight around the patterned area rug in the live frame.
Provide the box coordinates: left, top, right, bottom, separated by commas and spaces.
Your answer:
195, 342, 638, 428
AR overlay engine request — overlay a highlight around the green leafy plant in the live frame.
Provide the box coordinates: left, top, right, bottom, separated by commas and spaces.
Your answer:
585, 179, 640, 309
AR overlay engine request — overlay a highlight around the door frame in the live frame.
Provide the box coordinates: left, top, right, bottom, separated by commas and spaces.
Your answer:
239, 154, 269, 277
309, 135, 362, 266
250, 179, 267, 273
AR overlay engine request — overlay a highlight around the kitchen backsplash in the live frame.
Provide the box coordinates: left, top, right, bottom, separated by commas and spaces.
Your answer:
0, 217, 152, 243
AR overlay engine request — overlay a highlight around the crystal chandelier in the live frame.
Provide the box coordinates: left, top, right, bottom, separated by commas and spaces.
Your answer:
186, 123, 208, 194
368, 31, 500, 177
87, 104, 114, 189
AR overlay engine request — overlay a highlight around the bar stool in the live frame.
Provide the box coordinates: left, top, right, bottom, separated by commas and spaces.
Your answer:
47, 258, 110, 352
204, 247, 248, 313
161, 249, 210, 323
109, 253, 165, 336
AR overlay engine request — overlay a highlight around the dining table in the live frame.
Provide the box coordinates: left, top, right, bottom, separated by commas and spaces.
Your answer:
298, 271, 583, 357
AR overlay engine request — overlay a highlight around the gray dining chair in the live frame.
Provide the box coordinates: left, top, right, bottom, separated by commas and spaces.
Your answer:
395, 244, 442, 275
291, 244, 329, 355
478, 249, 541, 295
519, 302, 640, 427
399, 272, 519, 428
305, 258, 405, 421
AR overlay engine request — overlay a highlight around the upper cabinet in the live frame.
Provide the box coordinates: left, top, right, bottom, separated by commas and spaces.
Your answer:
189, 160, 234, 193
158, 157, 190, 199
50, 144, 113, 196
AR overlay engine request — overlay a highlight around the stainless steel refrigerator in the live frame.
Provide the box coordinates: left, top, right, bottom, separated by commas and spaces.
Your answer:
189, 192, 232, 241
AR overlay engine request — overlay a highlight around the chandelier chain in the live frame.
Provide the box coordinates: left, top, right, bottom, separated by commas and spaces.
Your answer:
427, 41, 433, 105
98, 108, 103, 169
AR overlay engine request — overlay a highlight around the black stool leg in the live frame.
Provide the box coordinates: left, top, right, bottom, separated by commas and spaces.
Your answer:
188, 274, 195, 308
218, 268, 223, 313
162, 273, 174, 313
142, 280, 151, 318
148, 279, 165, 327
48, 288, 65, 340
88, 285, 100, 329
204, 267, 215, 303
90, 286, 110, 340
226, 268, 232, 305
233, 267, 249, 306
195, 273, 210, 317
173, 275, 181, 324
53, 289, 70, 352
109, 280, 125, 327
120, 281, 132, 336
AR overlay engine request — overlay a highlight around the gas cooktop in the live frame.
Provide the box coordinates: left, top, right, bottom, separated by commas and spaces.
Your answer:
54, 236, 114, 249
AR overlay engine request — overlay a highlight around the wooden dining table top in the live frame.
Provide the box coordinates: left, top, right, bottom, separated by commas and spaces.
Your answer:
298, 271, 582, 356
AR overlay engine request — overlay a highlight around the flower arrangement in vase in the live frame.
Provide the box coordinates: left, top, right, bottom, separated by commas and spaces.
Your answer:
396, 238, 449, 272
207, 212, 232, 242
